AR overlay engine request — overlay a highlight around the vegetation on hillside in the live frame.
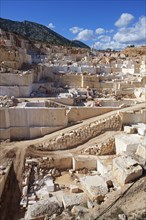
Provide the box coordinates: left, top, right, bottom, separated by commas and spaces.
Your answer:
0, 18, 90, 49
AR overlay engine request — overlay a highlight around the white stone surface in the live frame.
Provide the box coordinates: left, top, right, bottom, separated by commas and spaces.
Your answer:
115, 134, 142, 154
25, 197, 62, 220
72, 155, 97, 171
97, 155, 114, 176
124, 126, 136, 134
71, 205, 88, 215
80, 175, 108, 201
136, 144, 146, 160
45, 179, 54, 192
113, 155, 143, 185
132, 123, 146, 136
62, 193, 87, 208
70, 185, 80, 193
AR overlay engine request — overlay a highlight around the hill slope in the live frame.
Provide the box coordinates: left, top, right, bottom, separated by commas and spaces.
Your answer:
72, 40, 90, 49
0, 18, 90, 49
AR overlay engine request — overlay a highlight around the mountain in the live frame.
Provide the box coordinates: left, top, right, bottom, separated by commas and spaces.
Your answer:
72, 40, 90, 49
0, 18, 90, 49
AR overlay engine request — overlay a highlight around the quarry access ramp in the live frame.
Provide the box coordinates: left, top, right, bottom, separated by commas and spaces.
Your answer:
29, 102, 146, 151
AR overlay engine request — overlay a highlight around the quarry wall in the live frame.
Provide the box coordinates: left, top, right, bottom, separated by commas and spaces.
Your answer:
0, 106, 118, 140
119, 108, 146, 124
0, 72, 34, 86
0, 107, 68, 140
0, 85, 31, 97
0, 69, 144, 98
0, 104, 145, 141
67, 107, 119, 122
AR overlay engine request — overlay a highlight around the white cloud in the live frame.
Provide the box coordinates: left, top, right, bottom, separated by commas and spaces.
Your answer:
69, 15, 145, 50
92, 16, 146, 50
113, 16, 146, 44
95, 28, 105, 34
93, 41, 127, 50
69, 26, 83, 34
106, 29, 114, 33
76, 29, 94, 41
48, 22, 55, 29
115, 13, 134, 27
98, 35, 111, 42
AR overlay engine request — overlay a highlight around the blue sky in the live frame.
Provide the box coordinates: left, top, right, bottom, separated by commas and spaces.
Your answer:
1, 0, 146, 49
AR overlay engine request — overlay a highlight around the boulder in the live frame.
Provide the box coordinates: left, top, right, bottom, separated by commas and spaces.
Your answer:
62, 193, 87, 209
45, 179, 54, 192
79, 175, 108, 201
71, 205, 88, 215
113, 155, 143, 185
132, 123, 146, 136
136, 143, 146, 160
69, 185, 80, 193
115, 134, 142, 154
124, 126, 137, 134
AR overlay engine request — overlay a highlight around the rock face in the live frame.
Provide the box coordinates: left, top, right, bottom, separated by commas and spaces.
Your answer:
0, 29, 33, 69
25, 197, 62, 220
112, 155, 143, 185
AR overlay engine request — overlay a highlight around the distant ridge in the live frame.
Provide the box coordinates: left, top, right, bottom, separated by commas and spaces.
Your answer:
0, 17, 90, 49
72, 40, 90, 49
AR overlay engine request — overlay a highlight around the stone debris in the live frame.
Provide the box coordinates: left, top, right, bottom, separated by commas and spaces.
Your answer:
118, 214, 127, 220
87, 200, 94, 209
45, 179, 54, 192
71, 205, 89, 215
25, 197, 62, 220
124, 125, 137, 134
69, 185, 80, 193
132, 123, 146, 136
84, 138, 115, 155
0, 95, 19, 107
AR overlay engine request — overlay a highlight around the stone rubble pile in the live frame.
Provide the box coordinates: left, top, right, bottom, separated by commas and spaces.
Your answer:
0, 95, 19, 107
84, 138, 115, 155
